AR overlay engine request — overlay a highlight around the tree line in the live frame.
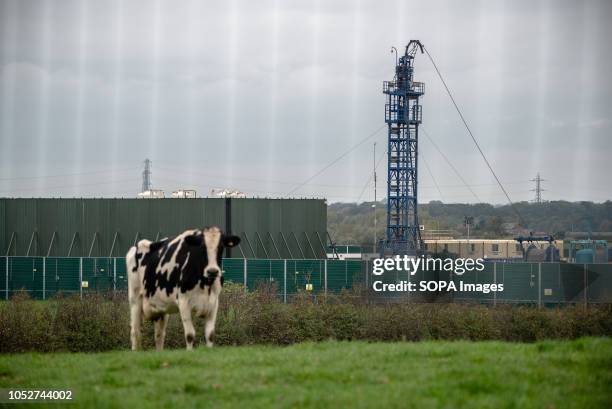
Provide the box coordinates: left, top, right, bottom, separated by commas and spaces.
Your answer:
327, 200, 612, 247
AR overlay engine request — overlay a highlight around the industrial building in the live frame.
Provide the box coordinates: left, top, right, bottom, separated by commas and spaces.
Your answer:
0, 198, 327, 259
423, 239, 559, 261
331, 238, 610, 263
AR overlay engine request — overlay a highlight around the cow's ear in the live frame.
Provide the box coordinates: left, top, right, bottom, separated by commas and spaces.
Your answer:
184, 233, 203, 247
222, 235, 240, 248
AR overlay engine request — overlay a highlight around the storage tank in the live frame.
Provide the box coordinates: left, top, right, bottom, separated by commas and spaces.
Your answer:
575, 248, 594, 263
544, 245, 560, 262
525, 244, 546, 262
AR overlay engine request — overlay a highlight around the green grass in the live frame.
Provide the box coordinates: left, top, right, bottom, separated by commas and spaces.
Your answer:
1, 338, 611, 409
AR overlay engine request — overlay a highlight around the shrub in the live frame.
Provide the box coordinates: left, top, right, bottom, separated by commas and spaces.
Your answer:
0, 288, 611, 353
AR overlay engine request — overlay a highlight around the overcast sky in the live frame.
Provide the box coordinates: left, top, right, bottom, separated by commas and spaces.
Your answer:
0, 0, 610, 203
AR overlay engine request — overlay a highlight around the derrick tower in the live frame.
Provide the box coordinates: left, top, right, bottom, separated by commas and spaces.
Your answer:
382, 40, 424, 255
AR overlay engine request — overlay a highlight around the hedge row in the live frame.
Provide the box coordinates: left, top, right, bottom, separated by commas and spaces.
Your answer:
1, 283, 611, 353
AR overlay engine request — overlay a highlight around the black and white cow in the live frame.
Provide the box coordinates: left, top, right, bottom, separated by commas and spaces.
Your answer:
126, 227, 240, 350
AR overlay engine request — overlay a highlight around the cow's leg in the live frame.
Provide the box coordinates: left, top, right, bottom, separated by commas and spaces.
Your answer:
154, 314, 169, 351
129, 296, 143, 351
178, 298, 196, 350
204, 299, 219, 348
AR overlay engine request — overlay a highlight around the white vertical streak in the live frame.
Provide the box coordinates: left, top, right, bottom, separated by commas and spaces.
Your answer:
149, 0, 162, 170
530, 0, 552, 192
573, 2, 597, 201
308, 0, 320, 197
0, 0, 18, 190
186, 0, 200, 187
349, 0, 362, 200
226, 0, 239, 184
267, 0, 280, 195
73, 0, 88, 196
110, 0, 124, 196
35, 0, 52, 193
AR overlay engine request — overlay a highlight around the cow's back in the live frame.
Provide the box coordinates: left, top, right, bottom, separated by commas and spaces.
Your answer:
127, 232, 206, 300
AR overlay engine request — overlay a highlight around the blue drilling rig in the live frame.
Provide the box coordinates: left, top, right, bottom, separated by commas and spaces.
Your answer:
381, 40, 425, 256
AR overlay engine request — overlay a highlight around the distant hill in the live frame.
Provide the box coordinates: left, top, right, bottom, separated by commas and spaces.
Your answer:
327, 200, 612, 247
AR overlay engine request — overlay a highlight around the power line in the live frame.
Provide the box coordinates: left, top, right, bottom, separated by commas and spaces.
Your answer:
0, 166, 140, 182
0, 178, 141, 195
287, 124, 387, 195
420, 152, 444, 202
155, 161, 532, 192
421, 127, 481, 202
155, 164, 370, 189
423, 46, 525, 225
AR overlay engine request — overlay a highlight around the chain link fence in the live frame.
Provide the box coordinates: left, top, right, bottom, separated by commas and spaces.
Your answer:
1, 256, 611, 305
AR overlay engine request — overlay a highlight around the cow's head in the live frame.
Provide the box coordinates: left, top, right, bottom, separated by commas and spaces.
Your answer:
184, 227, 240, 283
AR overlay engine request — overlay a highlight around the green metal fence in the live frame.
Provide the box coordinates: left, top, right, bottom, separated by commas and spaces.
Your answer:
364, 261, 612, 305
2, 256, 611, 305
0, 256, 362, 300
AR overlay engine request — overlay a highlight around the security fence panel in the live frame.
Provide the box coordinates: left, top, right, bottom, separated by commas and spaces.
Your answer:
270, 260, 286, 293
288, 260, 324, 295
452, 266, 474, 301
412, 263, 451, 303
44, 257, 80, 297
587, 263, 612, 303
0, 257, 6, 299
246, 259, 284, 292
496, 262, 539, 304
540, 263, 564, 305
558, 263, 586, 304
115, 257, 128, 291
346, 260, 363, 291
366, 260, 412, 302
453, 263, 495, 303
326, 259, 361, 293
221, 258, 246, 287
2, 256, 612, 305
82, 258, 115, 294
478, 263, 496, 303
9, 257, 44, 299
412, 262, 430, 302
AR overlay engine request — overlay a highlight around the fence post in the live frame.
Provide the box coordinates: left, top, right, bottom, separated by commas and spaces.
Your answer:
43, 257, 46, 300
538, 263, 542, 308
283, 259, 287, 304
79, 257, 83, 299
243, 258, 247, 293
324, 259, 328, 297
6, 257, 9, 300
584, 264, 587, 308
345, 260, 348, 287
365, 260, 368, 290
493, 262, 496, 306
365, 260, 370, 304
113, 258, 117, 293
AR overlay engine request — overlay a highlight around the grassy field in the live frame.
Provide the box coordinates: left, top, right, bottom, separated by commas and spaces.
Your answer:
0, 338, 611, 409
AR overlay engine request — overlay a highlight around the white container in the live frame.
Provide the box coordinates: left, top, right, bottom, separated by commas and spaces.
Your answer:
137, 189, 165, 199
171, 189, 197, 198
